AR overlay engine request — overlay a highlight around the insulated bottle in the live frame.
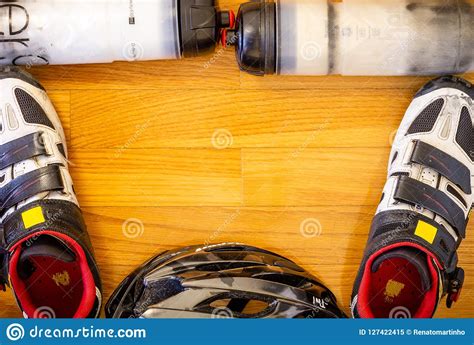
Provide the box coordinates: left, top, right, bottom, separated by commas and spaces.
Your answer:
226, 0, 474, 76
0, 0, 232, 66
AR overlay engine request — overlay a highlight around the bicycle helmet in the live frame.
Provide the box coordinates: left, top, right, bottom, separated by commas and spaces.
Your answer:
106, 243, 346, 318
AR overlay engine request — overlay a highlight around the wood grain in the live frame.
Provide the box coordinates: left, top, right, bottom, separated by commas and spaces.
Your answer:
69, 89, 408, 149
1, 207, 471, 318
0, 0, 472, 318
69, 149, 242, 207
242, 148, 389, 206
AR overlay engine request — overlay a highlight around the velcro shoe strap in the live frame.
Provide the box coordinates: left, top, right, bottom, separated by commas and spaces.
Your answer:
410, 140, 471, 194
0, 164, 64, 211
0, 199, 93, 255
0, 133, 48, 170
394, 175, 468, 238
368, 210, 459, 272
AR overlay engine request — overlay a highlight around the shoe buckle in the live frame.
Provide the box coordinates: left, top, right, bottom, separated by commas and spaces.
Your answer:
446, 267, 464, 308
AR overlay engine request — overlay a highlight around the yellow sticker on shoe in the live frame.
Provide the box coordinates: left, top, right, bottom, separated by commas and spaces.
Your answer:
414, 220, 437, 244
21, 206, 45, 229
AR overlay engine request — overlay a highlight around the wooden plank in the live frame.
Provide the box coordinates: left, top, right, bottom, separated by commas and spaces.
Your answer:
29, 53, 240, 91
0, 206, 471, 318
242, 148, 389, 206
69, 89, 409, 149
69, 149, 242, 207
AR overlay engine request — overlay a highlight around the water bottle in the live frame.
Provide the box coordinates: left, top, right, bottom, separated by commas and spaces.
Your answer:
0, 0, 232, 66
226, 0, 474, 76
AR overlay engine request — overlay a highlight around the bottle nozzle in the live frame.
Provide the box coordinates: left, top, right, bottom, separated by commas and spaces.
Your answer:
217, 10, 235, 28
218, 10, 236, 47
223, 29, 238, 47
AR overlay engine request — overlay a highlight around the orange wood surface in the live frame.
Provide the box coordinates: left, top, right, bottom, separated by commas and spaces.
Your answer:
0, 0, 472, 318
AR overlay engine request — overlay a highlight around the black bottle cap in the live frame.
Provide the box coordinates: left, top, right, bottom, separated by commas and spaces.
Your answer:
179, 0, 231, 58
226, 0, 276, 76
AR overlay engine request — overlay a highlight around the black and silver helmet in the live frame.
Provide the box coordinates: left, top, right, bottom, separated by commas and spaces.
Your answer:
105, 243, 346, 318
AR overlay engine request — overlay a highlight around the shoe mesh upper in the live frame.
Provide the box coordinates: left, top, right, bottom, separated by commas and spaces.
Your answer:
455, 106, 473, 161
14, 88, 54, 129
406, 98, 444, 135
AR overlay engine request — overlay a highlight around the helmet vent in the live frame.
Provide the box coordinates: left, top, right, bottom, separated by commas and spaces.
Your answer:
198, 292, 276, 318
210, 298, 271, 316
255, 272, 310, 288
196, 262, 263, 272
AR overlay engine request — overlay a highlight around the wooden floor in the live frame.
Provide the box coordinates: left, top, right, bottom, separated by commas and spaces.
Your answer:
1, 3, 473, 318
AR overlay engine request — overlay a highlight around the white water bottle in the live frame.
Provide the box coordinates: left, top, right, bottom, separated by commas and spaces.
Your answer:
0, 0, 231, 66
227, 0, 474, 76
